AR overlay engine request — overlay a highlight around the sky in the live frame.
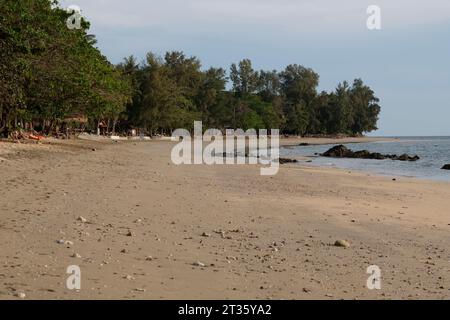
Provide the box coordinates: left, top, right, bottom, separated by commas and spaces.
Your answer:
59, 0, 450, 136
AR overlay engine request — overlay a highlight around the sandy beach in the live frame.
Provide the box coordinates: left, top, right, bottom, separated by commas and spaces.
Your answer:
1, 138, 449, 300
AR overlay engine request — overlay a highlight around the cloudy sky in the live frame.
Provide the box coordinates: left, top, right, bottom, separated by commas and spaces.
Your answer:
60, 0, 450, 136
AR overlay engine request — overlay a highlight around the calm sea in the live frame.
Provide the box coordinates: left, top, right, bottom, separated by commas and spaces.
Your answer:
281, 136, 450, 182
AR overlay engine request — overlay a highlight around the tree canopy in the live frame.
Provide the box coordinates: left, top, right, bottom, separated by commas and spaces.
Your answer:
0, 0, 132, 136
124, 55, 380, 136
1, 0, 380, 137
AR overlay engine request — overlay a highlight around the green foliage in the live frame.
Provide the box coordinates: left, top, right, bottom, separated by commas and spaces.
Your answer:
0, 0, 132, 135
230, 59, 259, 97
0, 1, 380, 137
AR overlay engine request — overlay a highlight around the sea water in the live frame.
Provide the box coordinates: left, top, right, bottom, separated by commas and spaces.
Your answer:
281, 137, 450, 182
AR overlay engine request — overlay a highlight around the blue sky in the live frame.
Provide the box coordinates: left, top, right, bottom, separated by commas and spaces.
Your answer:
60, 0, 450, 136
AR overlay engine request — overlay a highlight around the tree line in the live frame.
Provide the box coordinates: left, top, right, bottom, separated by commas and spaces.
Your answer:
0, 0, 131, 137
1, 0, 381, 138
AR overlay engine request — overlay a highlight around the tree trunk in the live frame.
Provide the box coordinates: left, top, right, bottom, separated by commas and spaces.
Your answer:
112, 118, 117, 135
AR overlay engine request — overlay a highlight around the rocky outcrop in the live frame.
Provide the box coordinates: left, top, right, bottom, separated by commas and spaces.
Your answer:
279, 158, 298, 164
441, 164, 450, 170
322, 145, 420, 162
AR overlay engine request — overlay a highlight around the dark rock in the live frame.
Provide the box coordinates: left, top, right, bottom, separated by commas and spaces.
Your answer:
353, 150, 371, 158
279, 158, 298, 164
322, 145, 352, 158
442, 164, 450, 170
371, 153, 386, 160
220, 152, 259, 159
322, 145, 420, 162
299, 143, 310, 146
397, 154, 420, 161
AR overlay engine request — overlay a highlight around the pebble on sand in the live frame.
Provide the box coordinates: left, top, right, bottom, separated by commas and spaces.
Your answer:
334, 240, 350, 248
192, 261, 206, 267
77, 216, 87, 223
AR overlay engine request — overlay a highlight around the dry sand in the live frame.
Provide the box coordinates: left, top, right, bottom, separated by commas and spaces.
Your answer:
0, 138, 449, 300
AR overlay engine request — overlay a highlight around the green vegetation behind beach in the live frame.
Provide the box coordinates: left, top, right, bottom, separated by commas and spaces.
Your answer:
0, 0, 380, 137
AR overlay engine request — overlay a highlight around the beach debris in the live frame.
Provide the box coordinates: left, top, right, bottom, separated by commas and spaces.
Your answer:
56, 239, 74, 246
201, 232, 211, 238
71, 252, 82, 258
441, 164, 450, 170
29, 134, 45, 141
77, 216, 87, 223
192, 261, 206, 267
145, 256, 153, 261
126, 231, 134, 237
15, 292, 26, 299
322, 145, 420, 161
279, 158, 299, 164
334, 240, 350, 248
124, 274, 135, 280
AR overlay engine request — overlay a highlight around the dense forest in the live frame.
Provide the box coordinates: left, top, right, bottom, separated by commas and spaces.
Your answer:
1, 0, 381, 138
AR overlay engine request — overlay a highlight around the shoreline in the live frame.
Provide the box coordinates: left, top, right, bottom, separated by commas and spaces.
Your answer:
279, 136, 398, 147
288, 160, 450, 185
1, 136, 447, 184
280, 137, 450, 184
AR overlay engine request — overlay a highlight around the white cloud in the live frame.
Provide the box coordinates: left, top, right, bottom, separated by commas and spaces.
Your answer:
60, 0, 450, 33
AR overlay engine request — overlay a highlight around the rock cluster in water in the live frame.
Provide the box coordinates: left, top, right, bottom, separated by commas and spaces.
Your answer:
322, 145, 420, 162
441, 164, 450, 170
279, 158, 299, 164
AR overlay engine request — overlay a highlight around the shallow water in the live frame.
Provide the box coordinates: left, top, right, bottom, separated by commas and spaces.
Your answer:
281, 136, 450, 181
